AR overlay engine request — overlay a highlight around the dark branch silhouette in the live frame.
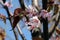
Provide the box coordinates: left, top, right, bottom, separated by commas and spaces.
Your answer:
49, 13, 60, 38
2, 0, 6, 3
19, 0, 25, 10
3, 6, 18, 40
2, 0, 18, 40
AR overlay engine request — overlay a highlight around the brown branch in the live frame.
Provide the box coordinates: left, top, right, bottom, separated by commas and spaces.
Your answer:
49, 13, 60, 38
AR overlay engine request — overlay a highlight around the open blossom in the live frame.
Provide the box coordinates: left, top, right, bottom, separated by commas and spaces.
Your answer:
26, 5, 38, 18
4, 1, 12, 8
26, 16, 41, 32
40, 9, 52, 20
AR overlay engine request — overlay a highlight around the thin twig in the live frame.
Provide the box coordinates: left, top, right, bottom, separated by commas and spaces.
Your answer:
49, 13, 60, 38
17, 24, 26, 40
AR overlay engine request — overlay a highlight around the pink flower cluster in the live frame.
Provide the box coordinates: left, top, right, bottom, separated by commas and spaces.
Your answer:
40, 10, 51, 20
26, 16, 41, 31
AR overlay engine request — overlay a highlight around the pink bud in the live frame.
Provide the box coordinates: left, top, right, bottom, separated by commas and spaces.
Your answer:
4, 1, 12, 8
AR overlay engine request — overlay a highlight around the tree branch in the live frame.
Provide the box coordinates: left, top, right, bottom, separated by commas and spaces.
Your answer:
19, 0, 25, 10
3, 6, 18, 40
49, 13, 60, 38
32, 0, 40, 11
17, 24, 26, 40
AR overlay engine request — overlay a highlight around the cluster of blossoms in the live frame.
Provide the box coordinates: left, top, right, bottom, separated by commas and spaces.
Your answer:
25, 5, 53, 32
26, 16, 41, 32
25, 5, 41, 32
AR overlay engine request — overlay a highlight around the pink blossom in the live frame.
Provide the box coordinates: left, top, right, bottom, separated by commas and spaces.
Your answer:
26, 16, 41, 31
40, 10, 48, 18
56, 36, 60, 40
40, 10, 51, 20
26, 5, 38, 18
4, 1, 12, 8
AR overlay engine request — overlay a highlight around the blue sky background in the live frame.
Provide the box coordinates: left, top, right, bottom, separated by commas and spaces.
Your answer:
0, 0, 53, 40
0, 0, 58, 40
0, 0, 52, 40
0, 0, 33, 40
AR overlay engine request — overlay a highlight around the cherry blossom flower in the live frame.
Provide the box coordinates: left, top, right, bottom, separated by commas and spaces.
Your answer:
40, 9, 52, 20
26, 5, 38, 18
25, 5, 41, 32
4, 1, 12, 8
26, 16, 41, 32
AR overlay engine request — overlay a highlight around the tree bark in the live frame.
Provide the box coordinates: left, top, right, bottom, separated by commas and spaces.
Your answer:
42, 0, 49, 40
